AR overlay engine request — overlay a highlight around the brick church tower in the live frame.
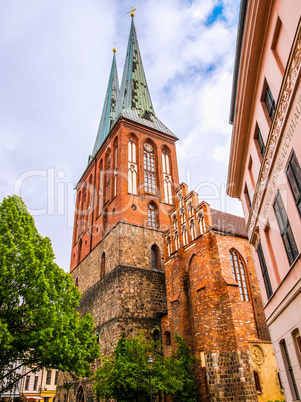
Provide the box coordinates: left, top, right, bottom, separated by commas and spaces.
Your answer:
69, 15, 178, 365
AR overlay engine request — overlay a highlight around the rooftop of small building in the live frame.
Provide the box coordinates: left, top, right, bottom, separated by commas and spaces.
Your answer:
210, 208, 248, 238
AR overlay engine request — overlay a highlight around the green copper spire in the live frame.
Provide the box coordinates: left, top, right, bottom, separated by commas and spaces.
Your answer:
114, 17, 175, 137
91, 51, 119, 159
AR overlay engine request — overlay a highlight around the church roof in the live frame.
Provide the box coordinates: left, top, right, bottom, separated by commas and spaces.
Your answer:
210, 209, 248, 238
114, 17, 176, 138
91, 52, 119, 159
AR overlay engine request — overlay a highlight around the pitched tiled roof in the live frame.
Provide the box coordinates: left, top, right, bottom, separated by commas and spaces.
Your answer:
210, 209, 248, 238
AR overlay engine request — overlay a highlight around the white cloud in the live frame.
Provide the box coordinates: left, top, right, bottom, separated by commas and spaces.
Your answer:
0, 0, 242, 270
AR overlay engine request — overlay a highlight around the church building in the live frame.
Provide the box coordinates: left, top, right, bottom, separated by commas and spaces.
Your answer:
57, 14, 283, 402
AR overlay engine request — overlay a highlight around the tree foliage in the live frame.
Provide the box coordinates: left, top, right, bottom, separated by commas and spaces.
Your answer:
0, 195, 99, 392
94, 332, 201, 402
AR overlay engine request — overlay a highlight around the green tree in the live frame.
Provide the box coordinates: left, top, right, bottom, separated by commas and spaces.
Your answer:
0, 195, 99, 393
169, 334, 201, 402
94, 332, 200, 402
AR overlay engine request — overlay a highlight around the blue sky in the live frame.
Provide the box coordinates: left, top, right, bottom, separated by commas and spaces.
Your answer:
0, 0, 242, 270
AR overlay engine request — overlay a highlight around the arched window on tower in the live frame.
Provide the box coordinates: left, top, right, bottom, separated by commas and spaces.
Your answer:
98, 160, 103, 216
148, 203, 157, 228
198, 210, 206, 234
104, 150, 112, 204
144, 143, 156, 194
178, 191, 183, 207
162, 148, 172, 204
87, 175, 93, 229
229, 249, 250, 302
151, 245, 160, 270
103, 209, 108, 234
114, 141, 118, 197
172, 214, 177, 230
100, 252, 106, 278
128, 136, 138, 194
187, 201, 193, 218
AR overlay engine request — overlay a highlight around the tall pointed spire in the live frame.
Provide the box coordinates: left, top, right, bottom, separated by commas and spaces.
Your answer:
114, 17, 176, 137
91, 50, 119, 159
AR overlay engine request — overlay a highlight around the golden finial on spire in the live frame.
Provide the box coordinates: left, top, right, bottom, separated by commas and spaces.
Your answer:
126, 7, 136, 17
113, 42, 116, 53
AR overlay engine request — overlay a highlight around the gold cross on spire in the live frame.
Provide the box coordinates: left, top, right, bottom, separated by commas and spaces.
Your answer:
126, 7, 136, 17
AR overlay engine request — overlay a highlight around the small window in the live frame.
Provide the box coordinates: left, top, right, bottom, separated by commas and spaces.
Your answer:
33, 376, 39, 391
244, 184, 252, 209
264, 84, 276, 120
75, 277, 79, 287
286, 150, 301, 217
198, 211, 206, 235
46, 370, 52, 385
273, 191, 299, 265
25, 376, 30, 391
229, 249, 250, 302
166, 236, 172, 257
253, 371, 262, 393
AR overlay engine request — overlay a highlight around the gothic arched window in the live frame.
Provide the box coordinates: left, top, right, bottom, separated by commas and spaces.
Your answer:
182, 225, 188, 246
114, 141, 118, 197
98, 160, 103, 215
104, 150, 112, 204
144, 143, 156, 194
162, 148, 172, 204
166, 236, 172, 257
76, 386, 84, 402
174, 230, 180, 251
148, 203, 157, 228
128, 136, 138, 194
198, 210, 206, 234
229, 249, 250, 302
190, 219, 196, 240
187, 201, 193, 217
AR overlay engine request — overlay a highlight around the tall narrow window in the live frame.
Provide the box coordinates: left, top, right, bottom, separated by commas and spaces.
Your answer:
190, 219, 196, 240
98, 161, 103, 216
54, 371, 58, 386
280, 339, 300, 400
100, 252, 105, 278
187, 201, 193, 217
264, 84, 276, 120
253, 371, 262, 393
46, 370, 52, 385
162, 148, 172, 204
128, 137, 137, 194
178, 192, 183, 207
33, 376, 38, 391
104, 151, 112, 204
25, 376, 30, 390
144, 143, 156, 194
151, 245, 159, 270
256, 128, 266, 158
179, 207, 185, 224
229, 249, 250, 302
166, 236, 172, 257
148, 203, 157, 228
182, 225, 188, 246
273, 191, 299, 265
172, 215, 177, 230
286, 150, 301, 217
198, 211, 206, 234
256, 241, 273, 299
114, 144, 118, 197
174, 230, 180, 251
244, 183, 252, 209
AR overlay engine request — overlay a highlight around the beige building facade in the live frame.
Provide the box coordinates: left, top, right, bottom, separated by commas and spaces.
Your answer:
227, 1, 301, 401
